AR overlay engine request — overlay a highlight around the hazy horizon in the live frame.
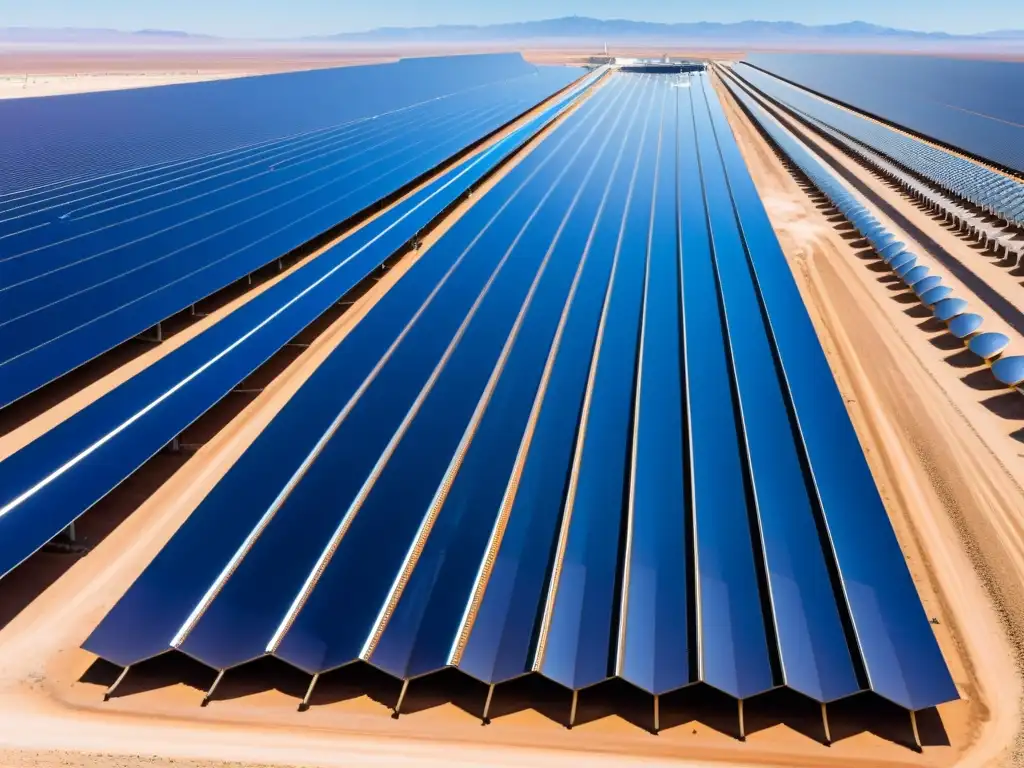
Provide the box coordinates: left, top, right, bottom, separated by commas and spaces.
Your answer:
3, 0, 1024, 39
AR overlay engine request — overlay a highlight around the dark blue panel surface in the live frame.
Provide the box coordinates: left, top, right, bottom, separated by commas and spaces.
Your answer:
0, 68, 580, 408
1, 98, 504, 282
166, 84, 614, 671
4, 72, 602, 585
269, 88, 623, 676
617, 78, 691, 696
0, 53, 575, 194
744, 53, 1024, 174
732, 62, 1024, 228
455, 79, 646, 687
535, 74, 660, 691
720, 75, 958, 711
700, 77, 860, 703
83, 69, 958, 716
81, 75, 608, 665
82, 174, 533, 667
367, 78, 642, 681
688, 78, 777, 700
677, 78, 774, 700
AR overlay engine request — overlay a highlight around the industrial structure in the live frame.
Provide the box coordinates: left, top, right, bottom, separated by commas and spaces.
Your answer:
7, 48, 1022, 761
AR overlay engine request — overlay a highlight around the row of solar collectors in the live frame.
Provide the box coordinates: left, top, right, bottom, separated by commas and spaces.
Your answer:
738, 81, 1024, 393
723, 69, 1024, 389
718, 69, 975, 703
692, 72, 955, 713
0, 64, 581, 409
725, 75, 1015, 388
788, 101, 1024, 296
743, 53, 1024, 176
83, 71, 957, 714
0, 66, 608, 581
733, 64, 1024, 228
794, 107, 1019, 253
0, 53, 552, 195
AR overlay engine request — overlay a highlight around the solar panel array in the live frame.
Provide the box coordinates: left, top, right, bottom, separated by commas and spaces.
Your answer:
0, 63, 581, 408
0, 53, 565, 194
733, 64, 1024, 229
0, 65, 604, 580
83, 71, 957, 715
721, 70, 1018, 426
744, 53, 1024, 175
725, 66, 1024, 393
796, 107, 1024, 262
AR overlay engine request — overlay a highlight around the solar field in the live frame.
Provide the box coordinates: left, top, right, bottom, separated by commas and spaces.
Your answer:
11, 51, 1024, 765
743, 53, 1024, 176
0, 62, 580, 408
74, 70, 955, 718
0, 53, 564, 193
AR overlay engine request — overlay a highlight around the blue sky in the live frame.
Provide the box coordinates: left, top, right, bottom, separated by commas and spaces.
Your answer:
2, 0, 1021, 37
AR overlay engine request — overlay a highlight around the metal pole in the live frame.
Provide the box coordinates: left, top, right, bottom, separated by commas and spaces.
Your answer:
738, 699, 745, 741
482, 683, 495, 724
299, 673, 319, 711
202, 669, 225, 706
67, 521, 76, 542
104, 665, 131, 701
394, 679, 410, 718
821, 702, 831, 745
910, 710, 922, 751
653, 694, 660, 732
569, 690, 578, 728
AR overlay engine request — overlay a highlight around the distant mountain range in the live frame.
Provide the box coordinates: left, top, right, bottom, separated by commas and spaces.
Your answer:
2, 18, 1023, 46
316, 17, 1024, 44
319, 18, 955, 42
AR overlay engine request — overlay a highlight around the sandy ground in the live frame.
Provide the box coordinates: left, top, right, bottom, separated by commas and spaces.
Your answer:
0, 65, 1022, 768
717, 75, 1024, 767
0, 50, 398, 98
0, 46, 601, 99
0, 72, 257, 98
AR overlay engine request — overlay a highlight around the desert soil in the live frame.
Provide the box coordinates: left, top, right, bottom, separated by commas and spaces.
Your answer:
0, 49, 396, 98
